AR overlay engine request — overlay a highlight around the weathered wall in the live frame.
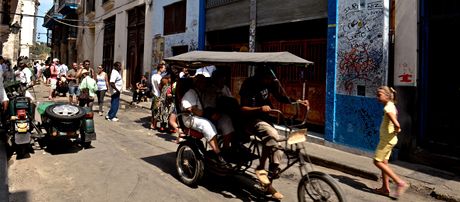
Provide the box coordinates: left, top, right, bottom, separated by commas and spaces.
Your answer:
151, 0, 200, 66
327, 0, 390, 151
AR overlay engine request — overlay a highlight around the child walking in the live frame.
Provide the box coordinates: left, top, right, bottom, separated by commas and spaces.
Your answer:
373, 86, 408, 198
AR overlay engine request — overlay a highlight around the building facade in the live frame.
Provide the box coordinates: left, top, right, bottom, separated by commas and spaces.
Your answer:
71, 0, 201, 90
1, 0, 39, 62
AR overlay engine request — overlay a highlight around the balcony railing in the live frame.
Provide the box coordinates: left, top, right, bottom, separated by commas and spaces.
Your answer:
43, 6, 63, 28
58, 0, 80, 15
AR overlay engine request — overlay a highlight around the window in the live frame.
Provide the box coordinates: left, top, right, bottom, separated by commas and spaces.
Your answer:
86, 0, 95, 14
164, 1, 186, 35
1, 1, 11, 25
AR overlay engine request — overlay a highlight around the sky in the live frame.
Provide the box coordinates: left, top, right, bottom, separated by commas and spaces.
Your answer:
36, 0, 54, 42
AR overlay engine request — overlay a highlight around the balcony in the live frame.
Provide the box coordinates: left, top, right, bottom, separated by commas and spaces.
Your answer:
58, 0, 80, 15
43, 6, 63, 28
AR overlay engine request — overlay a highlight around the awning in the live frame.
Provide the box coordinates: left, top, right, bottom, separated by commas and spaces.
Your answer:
164, 51, 313, 67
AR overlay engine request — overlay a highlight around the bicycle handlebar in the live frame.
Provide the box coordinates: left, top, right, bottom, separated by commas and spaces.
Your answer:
269, 101, 309, 130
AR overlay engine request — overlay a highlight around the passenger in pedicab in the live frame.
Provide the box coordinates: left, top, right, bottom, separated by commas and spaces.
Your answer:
239, 66, 309, 200
201, 68, 238, 150
180, 74, 232, 166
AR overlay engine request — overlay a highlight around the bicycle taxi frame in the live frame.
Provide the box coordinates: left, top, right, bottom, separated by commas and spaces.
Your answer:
164, 51, 345, 202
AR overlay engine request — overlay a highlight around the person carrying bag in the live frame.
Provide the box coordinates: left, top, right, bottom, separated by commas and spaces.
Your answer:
78, 69, 97, 108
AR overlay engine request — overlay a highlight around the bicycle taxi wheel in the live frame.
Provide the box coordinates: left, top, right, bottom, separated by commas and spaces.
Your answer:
297, 171, 346, 202
176, 142, 204, 186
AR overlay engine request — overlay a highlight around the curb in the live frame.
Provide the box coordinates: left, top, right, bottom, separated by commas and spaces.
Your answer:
307, 154, 380, 181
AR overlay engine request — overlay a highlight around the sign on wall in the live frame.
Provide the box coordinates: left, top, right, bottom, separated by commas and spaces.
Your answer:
337, 0, 389, 96
394, 0, 417, 87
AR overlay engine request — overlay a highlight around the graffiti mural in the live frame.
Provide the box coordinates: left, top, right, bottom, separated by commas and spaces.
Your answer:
337, 0, 389, 96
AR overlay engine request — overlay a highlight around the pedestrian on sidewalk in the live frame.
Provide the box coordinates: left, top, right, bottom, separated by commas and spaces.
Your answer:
373, 86, 408, 198
149, 61, 166, 129
96, 65, 109, 116
106, 62, 122, 122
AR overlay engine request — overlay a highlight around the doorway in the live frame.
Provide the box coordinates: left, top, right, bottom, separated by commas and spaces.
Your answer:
126, 5, 145, 90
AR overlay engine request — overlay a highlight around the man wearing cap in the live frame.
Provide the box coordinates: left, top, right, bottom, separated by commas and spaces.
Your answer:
239, 67, 309, 200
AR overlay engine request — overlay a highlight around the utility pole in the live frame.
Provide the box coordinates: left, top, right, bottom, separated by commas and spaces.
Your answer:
248, 0, 256, 76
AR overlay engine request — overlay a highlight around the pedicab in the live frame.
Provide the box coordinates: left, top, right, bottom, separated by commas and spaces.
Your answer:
164, 51, 346, 201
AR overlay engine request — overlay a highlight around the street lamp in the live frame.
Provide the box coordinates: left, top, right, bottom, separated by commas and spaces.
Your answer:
10, 21, 21, 34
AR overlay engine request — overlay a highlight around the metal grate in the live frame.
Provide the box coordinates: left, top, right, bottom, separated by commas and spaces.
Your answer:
206, 0, 241, 9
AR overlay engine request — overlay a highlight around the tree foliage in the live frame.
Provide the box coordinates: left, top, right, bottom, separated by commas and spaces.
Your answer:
29, 42, 51, 61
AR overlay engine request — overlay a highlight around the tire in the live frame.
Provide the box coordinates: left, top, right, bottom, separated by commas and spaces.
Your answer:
45, 104, 85, 122
176, 142, 204, 186
298, 171, 346, 202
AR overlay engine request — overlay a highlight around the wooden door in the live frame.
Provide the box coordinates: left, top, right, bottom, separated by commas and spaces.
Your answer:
126, 5, 145, 90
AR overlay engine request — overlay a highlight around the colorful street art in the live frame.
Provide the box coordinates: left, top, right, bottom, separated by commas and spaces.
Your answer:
337, 0, 388, 96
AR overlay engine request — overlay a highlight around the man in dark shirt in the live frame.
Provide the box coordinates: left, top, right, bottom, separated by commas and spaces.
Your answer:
239, 67, 309, 200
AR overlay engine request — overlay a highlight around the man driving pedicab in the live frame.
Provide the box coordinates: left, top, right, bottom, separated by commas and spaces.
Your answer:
239, 66, 309, 200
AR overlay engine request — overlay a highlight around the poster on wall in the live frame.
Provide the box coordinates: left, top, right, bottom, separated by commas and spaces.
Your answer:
337, 0, 389, 96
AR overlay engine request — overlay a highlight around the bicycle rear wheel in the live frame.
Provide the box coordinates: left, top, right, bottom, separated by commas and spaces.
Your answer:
297, 171, 346, 202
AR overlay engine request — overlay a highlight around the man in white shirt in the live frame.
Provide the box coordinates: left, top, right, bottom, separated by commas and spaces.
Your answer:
14, 60, 34, 100
181, 74, 228, 165
56, 59, 68, 78
106, 61, 123, 122
150, 61, 166, 129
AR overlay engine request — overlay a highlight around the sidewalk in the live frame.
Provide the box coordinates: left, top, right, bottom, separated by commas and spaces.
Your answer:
119, 92, 460, 201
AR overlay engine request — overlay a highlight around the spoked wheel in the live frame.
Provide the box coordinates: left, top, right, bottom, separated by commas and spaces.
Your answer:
298, 171, 346, 202
176, 142, 204, 186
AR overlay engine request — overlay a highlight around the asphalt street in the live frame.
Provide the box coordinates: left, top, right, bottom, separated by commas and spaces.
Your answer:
5, 84, 440, 202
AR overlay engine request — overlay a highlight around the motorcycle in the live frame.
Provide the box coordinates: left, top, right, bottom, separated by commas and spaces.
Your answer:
3, 81, 96, 160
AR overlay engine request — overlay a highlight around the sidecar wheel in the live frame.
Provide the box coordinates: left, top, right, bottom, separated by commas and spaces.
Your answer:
45, 104, 85, 121
176, 142, 204, 186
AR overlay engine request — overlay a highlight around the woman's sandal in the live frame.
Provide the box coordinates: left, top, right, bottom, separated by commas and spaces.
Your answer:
372, 188, 390, 197
394, 182, 409, 198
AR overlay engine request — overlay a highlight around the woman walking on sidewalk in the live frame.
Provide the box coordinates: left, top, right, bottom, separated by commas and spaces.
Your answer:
96, 65, 109, 116
373, 86, 408, 198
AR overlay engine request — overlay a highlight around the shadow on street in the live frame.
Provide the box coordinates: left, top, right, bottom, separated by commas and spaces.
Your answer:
141, 152, 279, 201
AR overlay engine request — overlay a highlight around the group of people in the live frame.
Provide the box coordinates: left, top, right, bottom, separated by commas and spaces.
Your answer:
18, 57, 124, 122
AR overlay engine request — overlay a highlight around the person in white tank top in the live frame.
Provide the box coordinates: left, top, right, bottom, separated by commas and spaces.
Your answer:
96, 65, 109, 116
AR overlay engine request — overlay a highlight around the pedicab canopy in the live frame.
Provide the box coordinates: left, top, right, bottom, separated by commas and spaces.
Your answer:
164, 51, 313, 68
